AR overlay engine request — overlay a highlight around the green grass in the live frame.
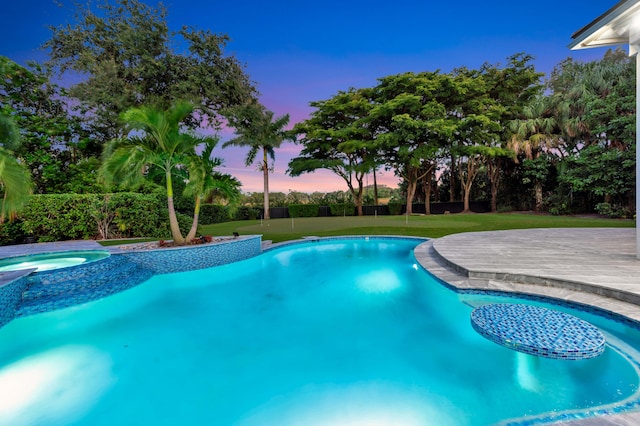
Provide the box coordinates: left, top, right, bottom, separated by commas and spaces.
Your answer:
199, 213, 634, 243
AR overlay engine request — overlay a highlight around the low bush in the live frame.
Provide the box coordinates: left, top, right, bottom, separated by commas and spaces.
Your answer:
199, 204, 231, 224
288, 204, 319, 218
329, 203, 356, 216
234, 206, 260, 221
595, 202, 633, 219
387, 202, 403, 215
0, 219, 27, 246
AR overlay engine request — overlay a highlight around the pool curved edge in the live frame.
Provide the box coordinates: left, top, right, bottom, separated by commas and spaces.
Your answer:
0, 236, 264, 326
118, 235, 262, 274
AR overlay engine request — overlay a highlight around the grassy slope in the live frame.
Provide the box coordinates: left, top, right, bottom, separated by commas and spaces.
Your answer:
198, 213, 634, 243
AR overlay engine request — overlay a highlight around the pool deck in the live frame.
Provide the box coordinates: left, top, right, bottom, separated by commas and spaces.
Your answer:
2, 228, 640, 425
414, 227, 640, 322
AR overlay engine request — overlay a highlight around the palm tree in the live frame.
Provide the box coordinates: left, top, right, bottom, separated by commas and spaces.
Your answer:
183, 138, 241, 241
0, 115, 33, 222
508, 96, 562, 211
224, 104, 291, 220
101, 102, 203, 245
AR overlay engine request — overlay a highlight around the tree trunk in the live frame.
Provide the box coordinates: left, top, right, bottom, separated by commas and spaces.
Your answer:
406, 179, 417, 215
373, 168, 379, 205
463, 184, 472, 213
487, 159, 501, 213
423, 168, 433, 215
356, 194, 364, 216
459, 157, 478, 214
449, 152, 456, 202
534, 181, 543, 212
166, 172, 185, 245
263, 149, 270, 220
186, 196, 201, 242
491, 184, 498, 213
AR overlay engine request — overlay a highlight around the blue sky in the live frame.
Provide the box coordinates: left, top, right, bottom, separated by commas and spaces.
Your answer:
2, 0, 620, 193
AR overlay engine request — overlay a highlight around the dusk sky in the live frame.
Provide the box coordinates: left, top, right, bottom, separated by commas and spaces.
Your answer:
2, 0, 620, 193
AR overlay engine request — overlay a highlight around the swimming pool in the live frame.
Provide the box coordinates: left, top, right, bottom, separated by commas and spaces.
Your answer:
0, 250, 110, 273
0, 238, 638, 425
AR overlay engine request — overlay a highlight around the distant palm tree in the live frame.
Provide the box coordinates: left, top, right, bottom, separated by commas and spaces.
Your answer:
224, 105, 291, 220
101, 102, 204, 245
508, 96, 562, 211
0, 114, 33, 222
184, 138, 241, 241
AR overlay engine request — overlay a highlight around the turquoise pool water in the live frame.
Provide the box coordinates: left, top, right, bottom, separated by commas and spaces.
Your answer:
0, 238, 638, 425
0, 251, 110, 272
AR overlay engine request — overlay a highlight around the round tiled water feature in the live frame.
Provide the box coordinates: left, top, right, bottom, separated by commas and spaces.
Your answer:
471, 303, 606, 360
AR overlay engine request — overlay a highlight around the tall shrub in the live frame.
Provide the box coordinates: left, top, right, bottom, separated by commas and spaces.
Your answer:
288, 204, 319, 218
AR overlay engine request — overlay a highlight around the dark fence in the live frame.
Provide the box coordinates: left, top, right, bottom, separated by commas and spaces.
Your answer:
259, 201, 491, 219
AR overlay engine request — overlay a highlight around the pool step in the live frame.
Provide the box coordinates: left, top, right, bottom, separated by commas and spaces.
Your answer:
17, 256, 153, 317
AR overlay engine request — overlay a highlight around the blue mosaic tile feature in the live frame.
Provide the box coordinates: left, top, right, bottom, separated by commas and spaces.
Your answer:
9, 236, 262, 320
17, 255, 153, 317
0, 271, 31, 327
471, 303, 606, 360
120, 235, 262, 274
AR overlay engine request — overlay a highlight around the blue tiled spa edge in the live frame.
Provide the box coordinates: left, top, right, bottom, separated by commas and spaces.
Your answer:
0, 235, 262, 325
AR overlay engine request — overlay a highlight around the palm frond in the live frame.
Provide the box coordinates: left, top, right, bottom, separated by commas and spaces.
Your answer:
0, 148, 33, 222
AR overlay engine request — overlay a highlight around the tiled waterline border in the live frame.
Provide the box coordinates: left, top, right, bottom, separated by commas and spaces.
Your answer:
263, 234, 428, 252
116, 235, 261, 274
0, 235, 262, 328
0, 270, 32, 328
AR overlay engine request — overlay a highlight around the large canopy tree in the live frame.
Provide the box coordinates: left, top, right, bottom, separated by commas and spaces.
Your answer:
101, 102, 214, 245
288, 88, 376, 216
0, 56, 97, 193
44, 0, 257, 143
549, 49, 636, 213
369, 71, 458, 214
0, 114, 33, 222
224, 103, 291, 220
478, 54, 544, 212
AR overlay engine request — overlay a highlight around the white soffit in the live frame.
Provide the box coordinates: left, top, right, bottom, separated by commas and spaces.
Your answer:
570, 0, 640, 54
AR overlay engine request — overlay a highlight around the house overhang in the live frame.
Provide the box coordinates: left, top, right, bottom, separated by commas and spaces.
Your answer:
570, 0, 640, 55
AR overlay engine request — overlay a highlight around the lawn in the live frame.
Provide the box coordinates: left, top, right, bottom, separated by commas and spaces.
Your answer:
198, 213, 634, 243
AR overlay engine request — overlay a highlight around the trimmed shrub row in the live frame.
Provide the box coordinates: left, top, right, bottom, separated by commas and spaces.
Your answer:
288, 204, 320, 218
4, 193, 192, 244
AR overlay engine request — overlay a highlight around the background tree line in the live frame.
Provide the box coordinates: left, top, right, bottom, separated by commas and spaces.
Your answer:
288, 50, 636, 218
1, 0, 636, 244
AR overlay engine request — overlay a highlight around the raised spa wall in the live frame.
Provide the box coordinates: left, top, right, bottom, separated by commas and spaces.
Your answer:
0, 235, 262, 328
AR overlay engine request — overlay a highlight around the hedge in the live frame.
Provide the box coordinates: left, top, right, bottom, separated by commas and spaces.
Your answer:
199, 204, 231, 224
234, 206, 260, 221
13, 193, 192, 243
288, 204, 319, 218
387, 202, 403, 215
329, 203, 356, 216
